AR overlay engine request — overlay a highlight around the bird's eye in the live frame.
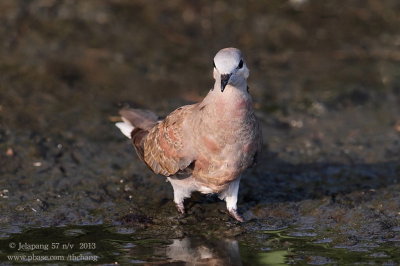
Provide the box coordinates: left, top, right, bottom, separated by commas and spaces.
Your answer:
213, 61, 216, 68
238, 59, 243, 69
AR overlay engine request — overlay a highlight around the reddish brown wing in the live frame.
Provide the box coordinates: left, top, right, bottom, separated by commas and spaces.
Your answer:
140, 105, 195, 176
130, 128, 148, 163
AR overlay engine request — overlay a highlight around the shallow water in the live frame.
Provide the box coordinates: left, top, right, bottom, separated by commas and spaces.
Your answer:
1, 225, 399, 265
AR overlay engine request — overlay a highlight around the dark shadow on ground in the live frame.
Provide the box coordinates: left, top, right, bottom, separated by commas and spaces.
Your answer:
241, 152, 399, 205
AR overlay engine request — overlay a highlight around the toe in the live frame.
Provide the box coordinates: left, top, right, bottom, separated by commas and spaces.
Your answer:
229, 209, 244, 222
176, 203, 185, 214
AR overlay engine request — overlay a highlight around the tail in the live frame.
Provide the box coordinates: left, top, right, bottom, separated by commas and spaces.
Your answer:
115, 118, 135, 139
115, 108, 158, 139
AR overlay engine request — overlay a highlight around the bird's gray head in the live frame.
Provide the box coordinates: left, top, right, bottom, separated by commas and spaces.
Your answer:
213, 48, 249, 92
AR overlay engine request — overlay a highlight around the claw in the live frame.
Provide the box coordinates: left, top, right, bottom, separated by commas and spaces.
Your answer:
229, 209, 244, 222
176, 202, 185, 214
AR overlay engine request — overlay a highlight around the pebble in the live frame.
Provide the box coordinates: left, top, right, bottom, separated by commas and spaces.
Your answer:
6, 148, 14, 156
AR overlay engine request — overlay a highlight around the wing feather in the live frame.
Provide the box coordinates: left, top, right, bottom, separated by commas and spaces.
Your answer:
134, 105, 195, 176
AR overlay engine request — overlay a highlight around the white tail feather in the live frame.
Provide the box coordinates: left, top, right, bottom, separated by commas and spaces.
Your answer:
115, 121, 134, 139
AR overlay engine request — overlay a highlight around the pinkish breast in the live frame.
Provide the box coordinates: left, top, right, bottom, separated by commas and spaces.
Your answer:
202, 136, 220, 154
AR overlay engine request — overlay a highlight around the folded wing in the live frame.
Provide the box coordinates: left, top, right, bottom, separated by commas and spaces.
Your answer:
120, 106, 195, 177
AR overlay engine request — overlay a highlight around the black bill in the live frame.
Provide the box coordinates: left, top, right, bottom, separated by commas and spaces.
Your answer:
221, 74, 231, 92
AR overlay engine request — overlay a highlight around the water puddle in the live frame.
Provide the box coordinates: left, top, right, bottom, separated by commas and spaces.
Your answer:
243, 228, 400, 265
1, 225, 399, 265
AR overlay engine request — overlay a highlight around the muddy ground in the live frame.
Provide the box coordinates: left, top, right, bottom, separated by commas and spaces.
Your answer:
0, 0, 399, 264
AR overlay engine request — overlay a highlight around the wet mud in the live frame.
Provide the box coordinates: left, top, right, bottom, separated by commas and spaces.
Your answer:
0, 0, 400, 264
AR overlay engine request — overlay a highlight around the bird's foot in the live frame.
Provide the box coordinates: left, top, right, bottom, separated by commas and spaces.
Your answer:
229, 209, 244, 222
175, 202, 185, 214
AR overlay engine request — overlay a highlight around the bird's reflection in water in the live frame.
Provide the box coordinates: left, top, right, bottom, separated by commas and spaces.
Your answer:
166, 237, 242, 266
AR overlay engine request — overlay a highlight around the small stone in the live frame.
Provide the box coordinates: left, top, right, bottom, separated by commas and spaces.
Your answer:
0, 189, 9, 199
290, 120, 303, 128
6, 148, 14, 157
395, 122, 400, 132
15, 206, 24, 211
